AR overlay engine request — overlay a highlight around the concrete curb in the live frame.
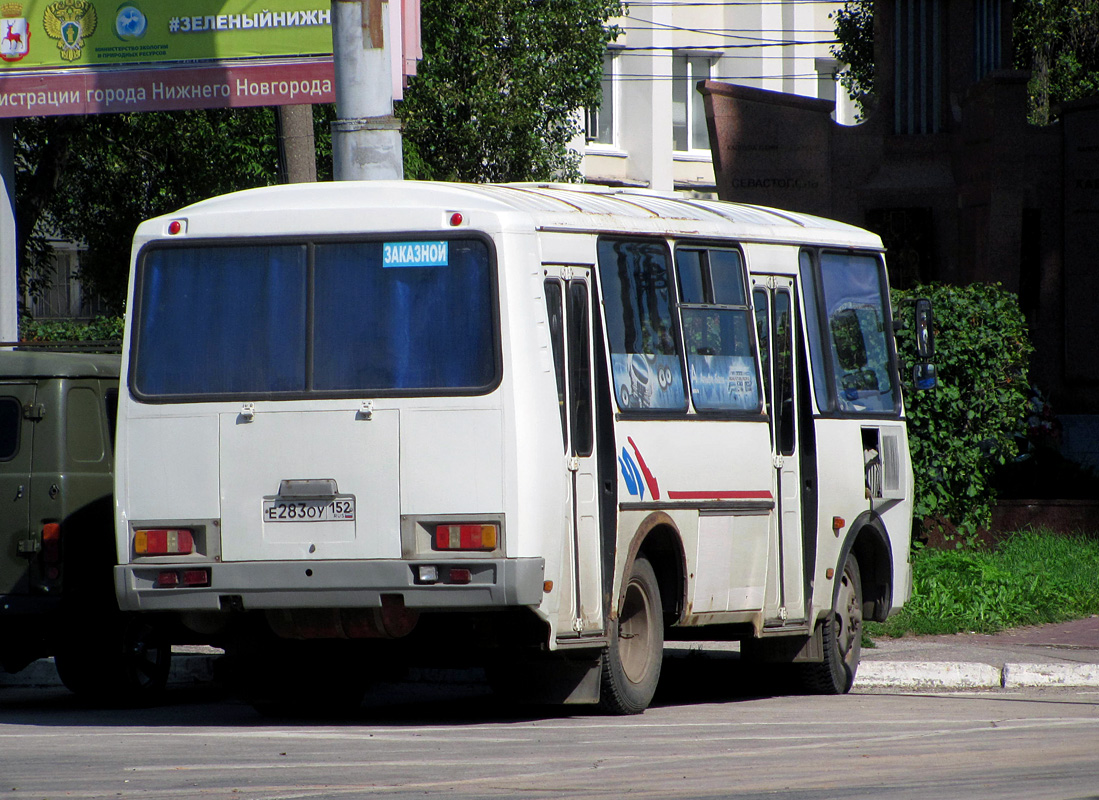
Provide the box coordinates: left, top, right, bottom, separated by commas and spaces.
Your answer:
856, 661, 1003, 690
1003, 663, 1099, 688
856, 661, 1099, 690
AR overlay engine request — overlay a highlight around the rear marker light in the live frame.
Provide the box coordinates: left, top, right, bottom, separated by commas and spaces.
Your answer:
135, 528, 194, 556
182, 569, 211, 587
167, 219, 184, 235
447, 568, 472, 585
155, 571, 179, 588
433, 524, 498, 551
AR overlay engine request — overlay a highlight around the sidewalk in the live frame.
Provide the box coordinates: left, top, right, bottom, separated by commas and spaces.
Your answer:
3, 617, 1098, 693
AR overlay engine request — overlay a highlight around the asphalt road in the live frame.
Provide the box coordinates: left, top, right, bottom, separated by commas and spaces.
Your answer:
1, 679, 1098, 800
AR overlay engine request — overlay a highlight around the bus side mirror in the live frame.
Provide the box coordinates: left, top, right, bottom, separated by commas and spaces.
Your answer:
914, 298, 934, 360
913, 298, 936, 390
913, 362, 937, 391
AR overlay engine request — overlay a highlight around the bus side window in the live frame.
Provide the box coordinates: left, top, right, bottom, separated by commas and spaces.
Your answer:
597, 238, 687, 412
568, 282, 594, 458
544, 279, 568, 452
675, 246, 761, 413
753, 288, 771, 419
773, 290, 796, 456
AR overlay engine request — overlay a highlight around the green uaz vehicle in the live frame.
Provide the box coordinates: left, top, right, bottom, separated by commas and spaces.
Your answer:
0, 348, 170, 701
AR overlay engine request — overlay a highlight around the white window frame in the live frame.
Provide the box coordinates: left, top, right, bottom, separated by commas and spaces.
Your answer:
673, 53, 715, 155
585, 51, 619, 149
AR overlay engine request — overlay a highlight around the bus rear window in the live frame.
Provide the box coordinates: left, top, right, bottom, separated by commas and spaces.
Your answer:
133, 239, 497, 399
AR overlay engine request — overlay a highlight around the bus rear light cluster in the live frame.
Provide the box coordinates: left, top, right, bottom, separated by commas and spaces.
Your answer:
135, 528, 194, 556
155, 568, 210, 588
433, 524, 497, 551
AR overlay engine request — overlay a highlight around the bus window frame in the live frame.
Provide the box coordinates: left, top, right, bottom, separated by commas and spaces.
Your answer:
128, 232, 504, 404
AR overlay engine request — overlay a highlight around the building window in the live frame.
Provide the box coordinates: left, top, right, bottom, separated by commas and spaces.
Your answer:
585, 52, 616, 146
893, 0, 945, 134
673, 55, 711, 152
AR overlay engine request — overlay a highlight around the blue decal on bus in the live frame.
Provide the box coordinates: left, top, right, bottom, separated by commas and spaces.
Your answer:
619, 447, 645, 500
383, 241, 449, 268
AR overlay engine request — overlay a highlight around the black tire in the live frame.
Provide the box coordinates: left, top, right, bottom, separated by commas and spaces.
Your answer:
800, 553, 862, 694
599, 556, 663, 715
55, 617, 171, 705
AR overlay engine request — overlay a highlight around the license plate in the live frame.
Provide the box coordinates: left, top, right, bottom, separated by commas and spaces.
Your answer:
262, 497, 356, 523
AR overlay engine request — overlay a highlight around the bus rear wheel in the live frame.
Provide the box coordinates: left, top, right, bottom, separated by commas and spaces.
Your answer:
801, 553, 862, 694
599, 556, 662, 715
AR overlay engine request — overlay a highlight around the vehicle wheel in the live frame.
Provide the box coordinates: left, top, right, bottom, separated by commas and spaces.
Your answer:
599, 556, 663, 715
55, 617, 171, 705
801, 553, 862, 694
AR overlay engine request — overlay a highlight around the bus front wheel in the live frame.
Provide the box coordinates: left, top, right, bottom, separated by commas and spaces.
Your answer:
801, 552, 862, 694
599, 556, 663, 714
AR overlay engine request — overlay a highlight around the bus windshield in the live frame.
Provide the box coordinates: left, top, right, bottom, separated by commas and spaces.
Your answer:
131, 238, 497, 399
816, 252, 898, 414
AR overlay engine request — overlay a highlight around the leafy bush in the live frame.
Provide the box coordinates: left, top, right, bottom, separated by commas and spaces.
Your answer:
19, 315, 124, 343
892, 284, 1033, 539
869, 531, 1099, 637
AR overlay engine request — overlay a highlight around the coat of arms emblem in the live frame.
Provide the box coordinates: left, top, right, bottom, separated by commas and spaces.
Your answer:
43, 0, 97, 62
0, 3, 30, 62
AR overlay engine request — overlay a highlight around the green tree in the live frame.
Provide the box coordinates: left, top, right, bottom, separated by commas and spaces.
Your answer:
398, 0, 622, 182
830, 0, 1099, 125
893, 284, 1033, 539
830, 0, 875, 120
1013, 0, 1099, 124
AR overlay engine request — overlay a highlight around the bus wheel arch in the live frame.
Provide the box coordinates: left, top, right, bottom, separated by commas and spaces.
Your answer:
620, 513, 687, 627
843, 513, 894, 624
599, 515, 685, 714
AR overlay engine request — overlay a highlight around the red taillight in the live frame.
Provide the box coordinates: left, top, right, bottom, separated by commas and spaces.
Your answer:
135, 528, 194, 556
155, 569, 210, 588
42, 522, 61, 576
433, 524, 498, 551
447, 568, 472, 584
181, 569, 210, 587
155, 571, 179, 588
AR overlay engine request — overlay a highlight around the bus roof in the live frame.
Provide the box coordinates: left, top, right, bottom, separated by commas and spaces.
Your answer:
139, 181, 883, 250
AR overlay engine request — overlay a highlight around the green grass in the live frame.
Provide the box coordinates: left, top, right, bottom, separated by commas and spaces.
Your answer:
866, 529, 1099, 638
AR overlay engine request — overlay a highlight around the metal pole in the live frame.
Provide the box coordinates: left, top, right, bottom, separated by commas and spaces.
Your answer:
0, 120, 16, 342
330, 0, 403, 181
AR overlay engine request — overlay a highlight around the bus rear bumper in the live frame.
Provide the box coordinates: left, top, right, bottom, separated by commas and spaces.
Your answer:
114, 558, 546, 613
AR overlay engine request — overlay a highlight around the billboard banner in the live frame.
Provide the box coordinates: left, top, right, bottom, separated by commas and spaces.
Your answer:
0, 1, 332, 71
0, 57, 335, 117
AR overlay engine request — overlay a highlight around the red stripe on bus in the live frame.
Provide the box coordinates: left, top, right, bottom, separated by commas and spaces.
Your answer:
627, 436, 661, 501
666, 490, 774, 500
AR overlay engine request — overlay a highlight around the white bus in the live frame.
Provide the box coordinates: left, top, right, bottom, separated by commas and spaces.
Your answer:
114, 182, 927, 714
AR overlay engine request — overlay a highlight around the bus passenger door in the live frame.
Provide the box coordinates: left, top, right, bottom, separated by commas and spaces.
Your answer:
753, 278, 807, 628
545, 269, 604, 636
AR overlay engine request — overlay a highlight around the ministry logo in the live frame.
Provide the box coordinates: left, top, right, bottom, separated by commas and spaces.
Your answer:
43, 0, 97, 62
114, 1, 144, 41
